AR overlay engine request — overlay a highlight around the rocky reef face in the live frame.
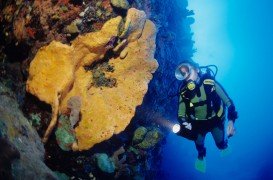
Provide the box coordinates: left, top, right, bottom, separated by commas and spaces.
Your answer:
0, 83, 57, 179
0, 0, 193, 179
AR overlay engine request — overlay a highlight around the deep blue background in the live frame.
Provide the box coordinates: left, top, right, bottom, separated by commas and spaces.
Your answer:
160, 0, 273, 179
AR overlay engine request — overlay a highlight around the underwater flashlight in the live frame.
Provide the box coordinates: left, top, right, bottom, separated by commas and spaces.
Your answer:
172, 124, 181, 133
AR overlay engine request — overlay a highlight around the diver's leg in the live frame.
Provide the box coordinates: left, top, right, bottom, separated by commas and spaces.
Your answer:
211, 120, 228, 150
195, 133, 206, 160
194, 133, 207, 172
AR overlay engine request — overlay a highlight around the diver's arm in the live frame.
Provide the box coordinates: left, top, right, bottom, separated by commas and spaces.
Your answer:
215, 81, 232, 107
215, 81, 238, 122
215, 81, 237, 137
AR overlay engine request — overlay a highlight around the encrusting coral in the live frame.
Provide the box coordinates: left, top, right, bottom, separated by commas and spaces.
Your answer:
27, 8, 158, 151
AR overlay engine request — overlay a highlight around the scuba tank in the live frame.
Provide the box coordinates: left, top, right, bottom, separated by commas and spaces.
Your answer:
199, 65, 218, 80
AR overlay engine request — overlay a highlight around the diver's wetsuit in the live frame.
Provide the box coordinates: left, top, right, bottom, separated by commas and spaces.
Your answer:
192, 116, 227, 159
178, 74, 233, 159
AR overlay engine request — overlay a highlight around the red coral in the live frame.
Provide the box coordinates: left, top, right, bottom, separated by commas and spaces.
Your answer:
26, 27, 36, 39
57, 0, 70, 5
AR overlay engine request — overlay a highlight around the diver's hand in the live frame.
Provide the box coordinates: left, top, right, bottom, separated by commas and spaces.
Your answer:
227, 120, 235, 138
182, 122, 192, 130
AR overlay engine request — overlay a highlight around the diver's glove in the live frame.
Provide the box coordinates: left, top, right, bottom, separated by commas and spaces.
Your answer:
227, 120, 235, 138
228, 104, 238, 122
178, 117, 192, 130
182, 122, 192, 130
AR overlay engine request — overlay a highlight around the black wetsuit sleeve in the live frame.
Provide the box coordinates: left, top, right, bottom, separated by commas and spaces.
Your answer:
215, 81, 233, 107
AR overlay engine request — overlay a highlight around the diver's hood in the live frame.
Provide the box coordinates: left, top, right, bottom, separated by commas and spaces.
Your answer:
175, 63, 193, 81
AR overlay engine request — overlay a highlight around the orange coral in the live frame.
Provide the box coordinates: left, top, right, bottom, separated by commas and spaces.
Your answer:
13, 18, 27, 42
102, 0, 113, 10
92, 22, 104, 31
3, 5, 16, 22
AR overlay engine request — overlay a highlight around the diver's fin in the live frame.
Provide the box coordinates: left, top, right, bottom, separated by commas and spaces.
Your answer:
220, 146, 232, 157
195, 158, 206, 173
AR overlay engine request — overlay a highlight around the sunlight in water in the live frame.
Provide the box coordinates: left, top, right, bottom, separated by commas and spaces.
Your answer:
188, 0, 233, 80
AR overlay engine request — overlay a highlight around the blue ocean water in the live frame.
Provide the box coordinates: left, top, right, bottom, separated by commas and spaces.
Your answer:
160, 0, 273, 179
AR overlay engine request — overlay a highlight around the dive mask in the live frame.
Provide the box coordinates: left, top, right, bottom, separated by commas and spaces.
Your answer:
175, 63, 193, 81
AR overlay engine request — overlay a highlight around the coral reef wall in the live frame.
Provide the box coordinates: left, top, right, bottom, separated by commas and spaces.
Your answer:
0, 0, 194, 179
0, 0, 193, 127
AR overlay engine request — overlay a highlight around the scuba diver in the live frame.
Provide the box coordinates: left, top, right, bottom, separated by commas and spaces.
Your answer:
174, 61, 238, 173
